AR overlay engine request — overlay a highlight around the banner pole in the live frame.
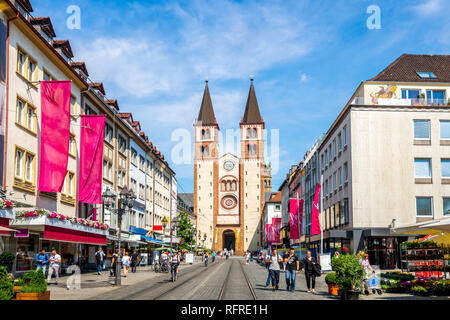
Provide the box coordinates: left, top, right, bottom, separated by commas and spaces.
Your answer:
297, 193, 300, 250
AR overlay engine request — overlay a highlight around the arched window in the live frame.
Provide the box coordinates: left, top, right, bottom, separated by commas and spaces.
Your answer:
247, 128, 251, 139
247, 144, 251, 155
252, 144, 257, 155
222, 181, 227, 191
205, 129, 211, 139
227, 181, 232, 191
232, 181, 237, 191
253, 128, 257, 138
201, 146, 210, 157
201, 129, 206, 140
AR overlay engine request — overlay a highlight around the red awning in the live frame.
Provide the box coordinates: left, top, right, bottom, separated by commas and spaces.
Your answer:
43, 225, 106, 245
0, 218, 9, 236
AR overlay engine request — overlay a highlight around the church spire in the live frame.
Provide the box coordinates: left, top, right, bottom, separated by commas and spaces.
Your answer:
242, 78, 263, 124
197, 80, 217, 126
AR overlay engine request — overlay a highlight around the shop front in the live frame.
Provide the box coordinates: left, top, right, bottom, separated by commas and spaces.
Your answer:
0, 207, 16, 255
11, 210, 108, 274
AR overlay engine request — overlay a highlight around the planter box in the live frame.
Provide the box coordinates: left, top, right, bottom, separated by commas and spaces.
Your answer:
342, 290, 360, 300
16, 291, 50, 300
327, 284, 339, 296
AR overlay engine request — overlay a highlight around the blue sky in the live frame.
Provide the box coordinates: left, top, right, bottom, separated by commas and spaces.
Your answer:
32, 0, 450, 193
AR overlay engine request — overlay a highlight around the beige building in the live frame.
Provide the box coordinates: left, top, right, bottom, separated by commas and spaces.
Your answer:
311, 54, 450, 269
194, 80, 270, 254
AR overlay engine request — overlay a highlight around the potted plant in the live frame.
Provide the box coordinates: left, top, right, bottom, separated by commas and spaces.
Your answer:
0, 266, 13, 300
332, 254, 365, 300
411, 285, 430, 296
13, 276, 24, 292
0, 252, 15, 273
16, 269, 50, 300
325, 272, 339, 295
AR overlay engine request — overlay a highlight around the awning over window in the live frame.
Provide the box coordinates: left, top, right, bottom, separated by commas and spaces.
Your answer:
141, 235, 165, 245
44, 225, 107, 245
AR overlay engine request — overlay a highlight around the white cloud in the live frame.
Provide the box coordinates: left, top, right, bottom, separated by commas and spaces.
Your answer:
412, 0, 444, 15
300, 73, 309, 83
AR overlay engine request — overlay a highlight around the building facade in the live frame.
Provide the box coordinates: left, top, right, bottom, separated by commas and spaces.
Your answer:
194, 80, 270, 254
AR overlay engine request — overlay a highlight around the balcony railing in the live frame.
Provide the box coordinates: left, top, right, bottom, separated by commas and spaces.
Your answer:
352, 97, 449, 107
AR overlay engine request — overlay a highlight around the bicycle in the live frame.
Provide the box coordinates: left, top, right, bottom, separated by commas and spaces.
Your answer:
171, 263, 179, 282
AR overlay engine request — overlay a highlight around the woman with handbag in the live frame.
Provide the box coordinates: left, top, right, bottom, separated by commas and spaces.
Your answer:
301, 250, 319, 294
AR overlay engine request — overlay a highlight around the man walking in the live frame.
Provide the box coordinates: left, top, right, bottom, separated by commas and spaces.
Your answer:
95, 247, 106, 275
131, 250, 140, 273
284, 248, 299, 292
47, 250, 61, 285
268, 249, 282, 292
36, 249, 49, 274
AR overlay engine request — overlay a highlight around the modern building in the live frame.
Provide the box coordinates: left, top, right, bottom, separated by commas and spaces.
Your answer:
313, 54, 450, 269
194, 80, 270, 254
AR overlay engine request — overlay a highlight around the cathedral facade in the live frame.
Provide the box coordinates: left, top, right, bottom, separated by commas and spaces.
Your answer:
194, 80, 271, 255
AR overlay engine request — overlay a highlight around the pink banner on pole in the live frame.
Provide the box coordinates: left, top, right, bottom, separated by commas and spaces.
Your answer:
311, 183, 322, 236
289, 198, 304, 240
79, 115, 106, 204
266, 224, 271, 243
38, 81, 71, 192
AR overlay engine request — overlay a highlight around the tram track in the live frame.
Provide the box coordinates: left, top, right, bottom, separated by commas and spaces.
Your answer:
219, 260, 256, 300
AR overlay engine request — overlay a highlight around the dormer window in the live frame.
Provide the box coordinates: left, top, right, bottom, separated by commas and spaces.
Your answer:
416, 71, 437, 79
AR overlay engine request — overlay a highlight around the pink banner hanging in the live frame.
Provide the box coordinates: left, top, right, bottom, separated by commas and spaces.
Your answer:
38, 81, 71, 192
79, 115, 105, 204
311, 183, 322, 235
289, 198, 304, 240
272, 218, 281, 244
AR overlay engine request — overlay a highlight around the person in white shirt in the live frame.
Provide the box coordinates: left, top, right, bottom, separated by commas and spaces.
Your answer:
122, 252, 131, 277
47, 250, 61, 285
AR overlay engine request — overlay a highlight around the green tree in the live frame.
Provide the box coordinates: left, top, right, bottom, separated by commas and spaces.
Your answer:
176, 211, 196, 251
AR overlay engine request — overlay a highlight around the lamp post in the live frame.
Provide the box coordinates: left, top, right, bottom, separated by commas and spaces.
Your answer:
171, 216, 179, 253
103, 187, 135, 286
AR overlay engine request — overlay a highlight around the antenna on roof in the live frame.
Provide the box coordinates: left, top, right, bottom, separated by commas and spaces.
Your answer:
250, 75, 254, 82
205, 77, 209, 84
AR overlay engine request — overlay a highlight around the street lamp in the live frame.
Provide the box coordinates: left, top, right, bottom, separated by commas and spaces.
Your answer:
103, 186, 135, 286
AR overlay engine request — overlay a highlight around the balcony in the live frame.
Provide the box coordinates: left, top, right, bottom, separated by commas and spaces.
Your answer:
352, 97, 449, 107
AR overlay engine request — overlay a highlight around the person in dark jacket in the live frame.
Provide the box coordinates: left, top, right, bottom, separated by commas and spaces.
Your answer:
301, 250, 318, 294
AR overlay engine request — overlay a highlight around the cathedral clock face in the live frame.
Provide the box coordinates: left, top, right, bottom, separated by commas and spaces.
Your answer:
221, 195, 238, 210
224, 161, 235, 171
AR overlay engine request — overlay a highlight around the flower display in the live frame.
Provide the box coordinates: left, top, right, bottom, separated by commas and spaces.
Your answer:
0, 199, 14, 210
16, 209, 109, 231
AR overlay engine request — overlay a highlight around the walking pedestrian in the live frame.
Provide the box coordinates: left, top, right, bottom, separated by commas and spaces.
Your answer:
35, 249, 49, 274
282, 250, 289, 272
268, 249, 282, 292
212, 251, 216, 263
301, 250, 318, 294
264, 251, 272, 287
284, 248, 299, 292
47, 250, 61, 285
110, 249, 119, 277
95, 247, 106, 275
131, 250, 140, 273
359, 253, 374, 295
122, 252, 131, 277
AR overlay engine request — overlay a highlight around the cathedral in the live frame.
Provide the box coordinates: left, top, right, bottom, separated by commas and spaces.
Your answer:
194, 79, 272, 255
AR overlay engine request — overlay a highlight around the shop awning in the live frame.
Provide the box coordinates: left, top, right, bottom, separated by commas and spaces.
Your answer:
44, 226, 106, 245
392, 217, 450, 245
0, 218, 11, 235
141, 235, 165, 245
0, 226, 18, 233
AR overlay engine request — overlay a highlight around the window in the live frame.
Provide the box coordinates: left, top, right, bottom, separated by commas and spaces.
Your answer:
416, 71, 437, 79
118, 136, 126, 154
275, 204, 281, 211
16, 97, 36, 132
69, 135, 76, 157
443, 198, 450, 216
333, 172, 337, 191
14, 147, 35, 185
333, 139, 336, 158
440, 121, 450, 140
402, 89, 421, 100
70, 96, 77, 117
17, 49, 26, 76
343, 126, 347, 146
104, 123, 113, 144
414, 159, 431, 178
328, 145, 332, 163
343, 163, 348, 182
338, 167, 342, 187
131, 179, 137, 193
324, 151, 328, 166
139, 184, 145, 200
414, 120, 430, 139
139, 156, 145, 171
131, 148, 137, 165
43, 69, 54, 81
441, 159, 450, 178
416, 197, 433, 217
427, 90, 445, 104
27, 58, 37, 82
337, 133, 342, 151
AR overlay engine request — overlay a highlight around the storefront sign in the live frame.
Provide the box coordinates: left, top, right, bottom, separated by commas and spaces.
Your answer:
14, 229, 29, 238
186, 253, 194, 264
319, 253, 332, 272
164, 236, 180, 244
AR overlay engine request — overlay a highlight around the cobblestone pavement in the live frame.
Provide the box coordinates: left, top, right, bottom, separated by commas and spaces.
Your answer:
49, 257, 449, 300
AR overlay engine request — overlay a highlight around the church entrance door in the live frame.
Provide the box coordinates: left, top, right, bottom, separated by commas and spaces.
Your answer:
223, 230, 236, 251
